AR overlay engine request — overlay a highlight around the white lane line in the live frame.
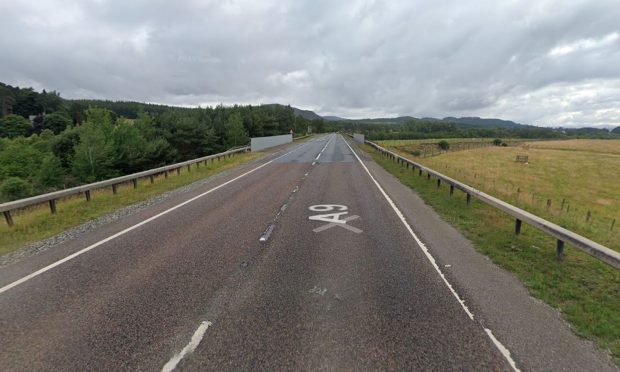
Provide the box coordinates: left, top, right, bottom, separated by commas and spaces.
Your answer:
342, 137, 473, 319
314, 134, 334, 161
0, 140, 316, 295
342, 136, 520, 371
484, 328, 521, 372
161, 320, 212, 372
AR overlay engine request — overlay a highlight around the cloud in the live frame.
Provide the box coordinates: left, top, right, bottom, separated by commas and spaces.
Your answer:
0, 0, 619, 127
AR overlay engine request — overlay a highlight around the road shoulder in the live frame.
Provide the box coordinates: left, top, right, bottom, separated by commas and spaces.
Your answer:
352, 142, 617, 371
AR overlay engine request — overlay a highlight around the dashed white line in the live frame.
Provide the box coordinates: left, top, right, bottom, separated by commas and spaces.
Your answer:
0, 140, 316, 295
314, 134, 334, 161
343, 136, 520, 371
161, 320, 212, 372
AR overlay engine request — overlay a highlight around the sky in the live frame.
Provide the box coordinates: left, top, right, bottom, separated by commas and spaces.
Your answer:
1, 0, 619, 127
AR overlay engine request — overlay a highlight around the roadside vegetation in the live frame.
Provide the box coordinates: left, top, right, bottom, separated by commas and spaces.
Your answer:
362, 144, 620, 365
386, 139, 620, 252
0, 151, 261, 255
0, 82, 326, 202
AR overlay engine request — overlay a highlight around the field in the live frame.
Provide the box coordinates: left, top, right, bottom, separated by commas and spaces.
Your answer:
389, 139, 620, 252
0, 152, 262, 255
527, 139, 620, 155
362, 143, 620, 365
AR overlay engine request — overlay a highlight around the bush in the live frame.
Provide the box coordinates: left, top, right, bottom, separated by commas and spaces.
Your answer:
412, 150, 422, 156
501, 142, 508, 147
493, 138, 502, 146
1, 177, 33, 201
438, 140, 450, 150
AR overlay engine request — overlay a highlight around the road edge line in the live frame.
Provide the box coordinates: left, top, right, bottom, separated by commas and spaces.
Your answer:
0, 138, 320, 295
343, 136, 521, 372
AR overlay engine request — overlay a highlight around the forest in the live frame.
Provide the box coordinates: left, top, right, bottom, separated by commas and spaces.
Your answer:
338, 119, 620, 141
0, 82, 325, 201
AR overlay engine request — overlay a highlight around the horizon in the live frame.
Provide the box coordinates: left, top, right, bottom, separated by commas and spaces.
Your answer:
1, 0, 618, 130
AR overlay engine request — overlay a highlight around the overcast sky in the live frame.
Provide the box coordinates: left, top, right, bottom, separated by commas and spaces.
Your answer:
1, 0, 619, 127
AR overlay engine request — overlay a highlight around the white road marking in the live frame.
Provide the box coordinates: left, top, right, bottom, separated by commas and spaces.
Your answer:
314, 134, 334, 161
312, 215, 363, 234
161, 320, 212, 372
485, 328, 521, 372
343, 136, 520, 371
0, 140, 317, 295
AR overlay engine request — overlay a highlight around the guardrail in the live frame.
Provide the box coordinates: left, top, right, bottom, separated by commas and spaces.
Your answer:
1, 146, 250, 227
361, 139, 620, 270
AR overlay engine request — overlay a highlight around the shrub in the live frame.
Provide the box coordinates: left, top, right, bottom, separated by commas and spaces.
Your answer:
438, 140, 450, 150
493, 138, 502, 146
1, 177, 33, 201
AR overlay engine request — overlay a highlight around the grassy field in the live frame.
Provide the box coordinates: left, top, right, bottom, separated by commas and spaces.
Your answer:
388, 140, 620, 252
527, 139, 620, 155
0, 152, 262, 255
362, 144, 620, 365
377, 138, 496, 147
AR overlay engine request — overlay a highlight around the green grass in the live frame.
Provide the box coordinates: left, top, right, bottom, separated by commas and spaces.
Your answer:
391, 140, 620, 252
0, 152, 262, 255
362, 144, 620, 365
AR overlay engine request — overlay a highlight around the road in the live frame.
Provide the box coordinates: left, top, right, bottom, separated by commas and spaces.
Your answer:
0, 134, 615, 371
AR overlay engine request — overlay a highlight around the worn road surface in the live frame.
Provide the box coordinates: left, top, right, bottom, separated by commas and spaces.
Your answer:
0, 134, 616, 371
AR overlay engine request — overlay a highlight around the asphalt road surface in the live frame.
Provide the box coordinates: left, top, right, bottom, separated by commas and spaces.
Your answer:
0, 134, 616, 371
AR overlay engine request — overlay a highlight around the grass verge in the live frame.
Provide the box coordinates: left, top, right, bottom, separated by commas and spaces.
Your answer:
0, 152, 262, 255
362, 144, 620, 366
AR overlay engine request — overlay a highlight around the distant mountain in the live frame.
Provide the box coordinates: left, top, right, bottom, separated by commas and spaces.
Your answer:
442, 116, 526, 129
291, 107, 323, 121
613, 126, 620, 134
323, 115, 348, 121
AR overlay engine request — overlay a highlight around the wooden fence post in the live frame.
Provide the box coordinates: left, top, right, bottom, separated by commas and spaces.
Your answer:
515, 219, 522, 235
49, 199, 57, 214
85, 190, 91, 202
3, 211, 14, 227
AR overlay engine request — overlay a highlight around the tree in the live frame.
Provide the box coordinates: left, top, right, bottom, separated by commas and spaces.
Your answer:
0, 114, 31, 138
36, 155, 64, 188
493, 138, 503, 146
1, 177, 33, 201
68, 102, 85, 125
43, 112, 72, 134
225, 113, 249, 148
71, 122, 116, 182
0, 141, 42, 179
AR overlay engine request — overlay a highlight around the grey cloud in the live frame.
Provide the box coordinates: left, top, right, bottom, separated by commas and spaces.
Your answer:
1, 0, 619, 127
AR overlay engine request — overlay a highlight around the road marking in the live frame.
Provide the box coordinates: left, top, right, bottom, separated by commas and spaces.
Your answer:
0, 140, 318, 295
314, 134, 333, 161
343, 136, 520, 371
308, 204, 348, 224
312, 215, 363, 234
484, 328, 521, 372
161, 320, 212, 372
309, 286, 327, 296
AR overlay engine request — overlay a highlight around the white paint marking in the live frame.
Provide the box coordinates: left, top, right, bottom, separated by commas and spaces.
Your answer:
343, 137, 473, 318
343, 136, 520, 371
0, 140, 316, 295
314, 134, 334, 161
312, 215, 363, 234
485, 328, 521, 372
161, 320, 212, 372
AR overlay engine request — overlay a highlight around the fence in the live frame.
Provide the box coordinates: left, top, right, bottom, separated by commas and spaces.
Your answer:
361, 139, 620, 270
1, 146, 250, 227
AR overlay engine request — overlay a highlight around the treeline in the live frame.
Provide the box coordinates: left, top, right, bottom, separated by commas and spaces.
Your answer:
337, 119, 620, 141
0, 82, 325, 201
